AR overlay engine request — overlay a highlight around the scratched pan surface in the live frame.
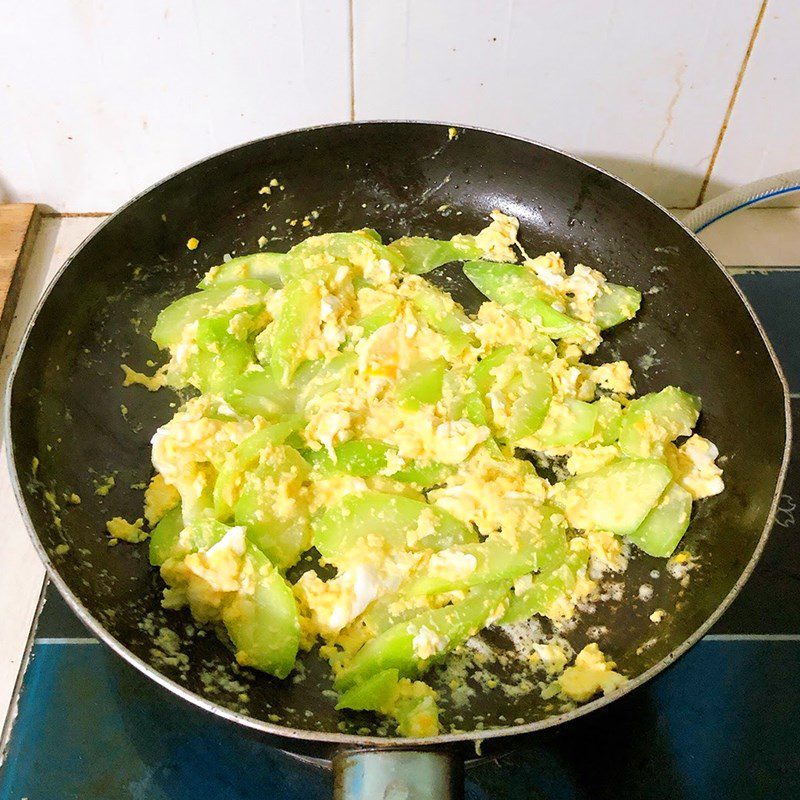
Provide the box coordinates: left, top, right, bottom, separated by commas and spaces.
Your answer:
6, 122, 789, 758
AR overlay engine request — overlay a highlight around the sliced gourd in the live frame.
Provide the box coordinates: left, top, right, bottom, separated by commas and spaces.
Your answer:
336, 668, 400, 711
551, 458, 672, 536
627, 481, 692, 557
618, 386, 701, 458
501, 546, 590, 624
149, 513, 227, 567
223, 367, 297, 419
284, 231, 404, 278
234, 444, 311, 570
356, 298, 401, 336
213, 417, 304, 519
148, 504, 185, 566
410, 284, 473, 353
222, 544, 300, 678
404, 506, 567, 595
594, 283, 641, 329
593, 397, 624, 445
313, 491, 477, 563
389, 236, 482, 275
304, 439, 394, 478
152, 280, 269, 350
505, 368, 553, 443
463, 261, 587, 338
270, 276, 321, 385
334, 582, 509, 690
199, 252, 286, 289
185, 316, 254, 393
524, 399, 599, 449
396, 358, 447, 409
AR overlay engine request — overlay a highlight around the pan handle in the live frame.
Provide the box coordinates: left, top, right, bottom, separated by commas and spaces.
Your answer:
332, 748, 463, 800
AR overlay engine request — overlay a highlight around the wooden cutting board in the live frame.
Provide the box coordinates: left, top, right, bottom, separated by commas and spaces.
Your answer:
0, 203, 40, 351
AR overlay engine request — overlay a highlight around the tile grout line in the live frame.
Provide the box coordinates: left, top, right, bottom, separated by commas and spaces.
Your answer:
696, 0, 768, 206
34, 637, 100, 645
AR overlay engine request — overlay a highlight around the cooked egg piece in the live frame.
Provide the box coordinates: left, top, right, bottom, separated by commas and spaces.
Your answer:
558, 643, 626, 701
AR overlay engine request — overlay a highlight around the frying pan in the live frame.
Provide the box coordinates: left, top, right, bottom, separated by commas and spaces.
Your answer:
5, 122, 790, 799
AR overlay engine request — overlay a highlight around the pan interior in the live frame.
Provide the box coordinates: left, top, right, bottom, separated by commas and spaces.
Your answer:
9, 123, 787, 740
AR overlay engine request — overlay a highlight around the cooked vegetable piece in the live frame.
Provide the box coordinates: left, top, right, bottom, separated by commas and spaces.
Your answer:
410, 284, 473, 352
461, 386, 489, 427
525, 399, 598, 449
336, 668, 400, 711
222, 544, 300, 678
594, 283, 642, 329
303, 439, 452, 487
334, 582, 509, 690
618, 386, 701, 458
357, 298, 401, 336
391, 460, 454, 487
213, 417, 304, 519
199, 252, 286, 289
505, 368, 553, 442
472, 346, 514, 393
305, 439, 394, 478
296, 352, 358, 409
285, 231, 404, 278
501, 546, 590, 624
396, 358, 447, 409
405, 506, 567, 595
270, 277, 321, 385
148, 504, 184, 566
593, 397, 624, 445
149, 514, 226, 567
187, 316, 254, 393
152, 280, 269, 350
390, 236, 482, 275
551, 458, 672, 535
234, 445, 311, 569
463, 261, 586, 338
224, 367, 296, 418
628, 481, 692, 557
313, 491, 477, 563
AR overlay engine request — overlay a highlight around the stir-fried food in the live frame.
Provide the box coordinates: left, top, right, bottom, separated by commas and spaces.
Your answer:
117, 212, 724, 736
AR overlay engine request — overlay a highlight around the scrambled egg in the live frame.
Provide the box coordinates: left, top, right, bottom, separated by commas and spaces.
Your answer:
667, 435, 725, 499
144, 473, 180, 525
106, 516, 147, 543
558, 643, 627, 701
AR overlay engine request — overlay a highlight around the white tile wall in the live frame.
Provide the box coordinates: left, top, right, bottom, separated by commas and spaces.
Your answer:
352, 0, 761, 208
0, 1, 796, 212
706, 0, 800, 200
0, 0, 351, 212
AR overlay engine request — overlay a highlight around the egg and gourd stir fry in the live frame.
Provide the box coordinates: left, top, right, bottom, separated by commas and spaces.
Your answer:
121, 212, 724, 737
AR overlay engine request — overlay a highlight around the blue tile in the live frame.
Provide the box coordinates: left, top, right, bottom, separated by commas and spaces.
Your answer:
734, 270, 800, 392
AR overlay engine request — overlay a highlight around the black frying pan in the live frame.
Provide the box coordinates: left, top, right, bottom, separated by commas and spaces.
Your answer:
5, 122, 790, 798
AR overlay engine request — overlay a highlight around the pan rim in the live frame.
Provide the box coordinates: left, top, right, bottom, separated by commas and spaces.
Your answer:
3, 119, 793, 749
